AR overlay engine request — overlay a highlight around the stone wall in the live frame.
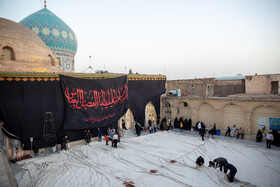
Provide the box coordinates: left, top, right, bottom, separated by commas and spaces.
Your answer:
214, 80, 245, 97
166, 78, 245, 97
161, 95, 280, 137
245, 74, 280, 94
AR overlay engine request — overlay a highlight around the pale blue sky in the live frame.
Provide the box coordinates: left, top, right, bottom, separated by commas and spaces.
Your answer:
0, 0, 279, 79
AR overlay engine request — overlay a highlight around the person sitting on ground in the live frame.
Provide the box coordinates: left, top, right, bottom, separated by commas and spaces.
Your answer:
225, 163, 237, 182
256, 129, 263, 142
61, 136, 70, 150
225, 126, 231, 137
214, 157, 228, 173
196, 156, 204, 167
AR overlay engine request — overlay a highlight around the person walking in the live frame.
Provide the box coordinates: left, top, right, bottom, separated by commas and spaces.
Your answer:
266, 131, 274, 149
200, 127, 205, 141
113, 133, 118, 148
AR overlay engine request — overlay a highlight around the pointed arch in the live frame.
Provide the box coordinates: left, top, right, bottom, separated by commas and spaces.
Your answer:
145, 101, 157, 126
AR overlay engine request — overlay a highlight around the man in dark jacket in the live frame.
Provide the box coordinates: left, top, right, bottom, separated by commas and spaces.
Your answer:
214, 157, 228, 173
225, 163, 237, 182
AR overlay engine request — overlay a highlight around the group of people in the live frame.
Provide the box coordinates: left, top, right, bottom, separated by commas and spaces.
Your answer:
106, 127, 121, 148
84, 130, 92, 144
225, 125, 244, 139
196, 156, 237, 183
196, 121, 215, 141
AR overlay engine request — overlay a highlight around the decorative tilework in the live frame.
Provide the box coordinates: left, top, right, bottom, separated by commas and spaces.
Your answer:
19, 8, 78, 56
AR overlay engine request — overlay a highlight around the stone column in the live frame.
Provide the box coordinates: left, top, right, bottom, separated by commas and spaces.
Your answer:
215, 109, 221, 130
246, 112, 251, 136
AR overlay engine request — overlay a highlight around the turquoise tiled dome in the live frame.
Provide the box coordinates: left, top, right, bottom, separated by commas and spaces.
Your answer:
19, 8, 77, 56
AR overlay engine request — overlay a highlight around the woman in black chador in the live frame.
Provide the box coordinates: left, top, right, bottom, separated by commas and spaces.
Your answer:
256, 129, 263, 142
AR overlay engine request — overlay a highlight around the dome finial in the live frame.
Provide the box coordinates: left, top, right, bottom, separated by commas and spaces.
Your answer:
44, 0, 47, 8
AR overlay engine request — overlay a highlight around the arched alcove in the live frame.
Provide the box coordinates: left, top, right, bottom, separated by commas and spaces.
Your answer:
221, 104, 246, 131
119, 108, 134, 130
48, 54, 55, 66
145, 102, 157, 126
197, 103, 215, 127
177, 101, 191, 119
250, 105, 280, 135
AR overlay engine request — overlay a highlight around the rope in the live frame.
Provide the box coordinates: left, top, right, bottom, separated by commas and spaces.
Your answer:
1, 125, 20, 140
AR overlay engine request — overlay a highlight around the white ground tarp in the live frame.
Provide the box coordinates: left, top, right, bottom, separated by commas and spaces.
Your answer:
15, 130, 280, 187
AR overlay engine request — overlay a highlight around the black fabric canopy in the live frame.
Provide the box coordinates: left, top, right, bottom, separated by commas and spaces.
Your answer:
0, 74, 166, 149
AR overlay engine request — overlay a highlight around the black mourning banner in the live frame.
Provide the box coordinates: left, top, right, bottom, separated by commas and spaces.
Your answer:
59, 75, 129, 130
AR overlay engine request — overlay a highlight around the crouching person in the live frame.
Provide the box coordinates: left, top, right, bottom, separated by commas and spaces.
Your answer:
225, 163, 237, 182
196, 156, 204, 167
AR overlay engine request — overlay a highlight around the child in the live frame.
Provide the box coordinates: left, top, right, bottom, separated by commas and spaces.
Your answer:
105, 135, 108, 146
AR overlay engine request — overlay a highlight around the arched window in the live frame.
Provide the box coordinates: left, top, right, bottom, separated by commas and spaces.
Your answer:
56, 57, 61, 67
3, 46, 15, 60
72, 60, 75, 71
164, 102, 171, 113
48, 54, 55, 66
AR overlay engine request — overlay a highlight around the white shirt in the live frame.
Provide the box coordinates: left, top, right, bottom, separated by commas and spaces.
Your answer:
113, 134, 118, 140
198, 123, 201, 129
266, 134, 274, 141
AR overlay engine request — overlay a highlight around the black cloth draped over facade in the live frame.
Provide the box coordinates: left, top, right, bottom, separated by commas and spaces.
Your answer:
128, 80, 166, 126
59, 75, 129, 130
0, 73, 166, 149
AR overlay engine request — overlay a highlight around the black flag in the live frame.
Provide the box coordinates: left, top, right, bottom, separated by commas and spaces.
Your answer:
60, 74, 128, 130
